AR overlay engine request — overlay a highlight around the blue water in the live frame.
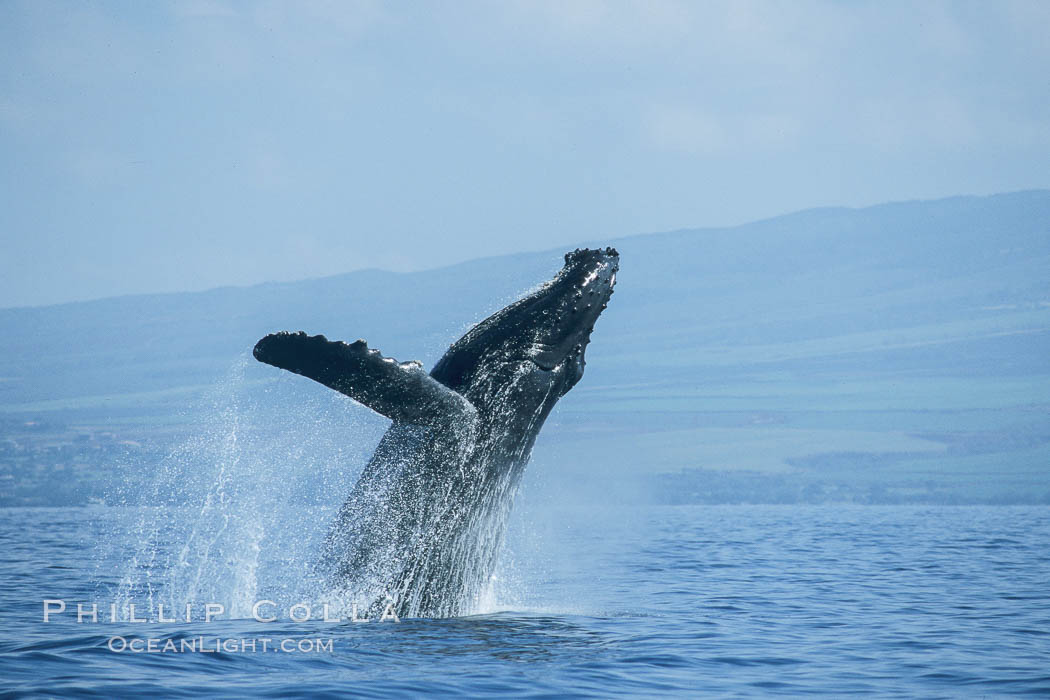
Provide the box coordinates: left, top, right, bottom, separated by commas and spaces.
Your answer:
2, 505, 1049, 697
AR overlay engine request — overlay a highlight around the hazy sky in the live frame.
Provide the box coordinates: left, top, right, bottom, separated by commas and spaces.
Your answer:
1, 1, 1048, 307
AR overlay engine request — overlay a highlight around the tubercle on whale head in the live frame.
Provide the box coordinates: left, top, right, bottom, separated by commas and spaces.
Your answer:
563, 246, 619, 266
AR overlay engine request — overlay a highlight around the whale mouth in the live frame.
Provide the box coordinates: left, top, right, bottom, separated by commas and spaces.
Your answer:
528, 356, 557, 371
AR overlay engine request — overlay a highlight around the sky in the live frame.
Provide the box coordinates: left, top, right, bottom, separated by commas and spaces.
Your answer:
1, 1, 1048, 308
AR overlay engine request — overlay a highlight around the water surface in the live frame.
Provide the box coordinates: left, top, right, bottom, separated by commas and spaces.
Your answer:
2, 505, 1048, 697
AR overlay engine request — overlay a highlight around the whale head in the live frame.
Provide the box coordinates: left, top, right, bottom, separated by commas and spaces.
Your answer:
431, 247, 618, 409
519, 247, 618, 385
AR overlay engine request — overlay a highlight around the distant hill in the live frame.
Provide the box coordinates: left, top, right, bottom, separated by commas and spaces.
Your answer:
2, 190, 1048, 506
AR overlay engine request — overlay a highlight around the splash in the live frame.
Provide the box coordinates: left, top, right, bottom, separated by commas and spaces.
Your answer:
96, 356, 537, 622
99, 354, 381, 620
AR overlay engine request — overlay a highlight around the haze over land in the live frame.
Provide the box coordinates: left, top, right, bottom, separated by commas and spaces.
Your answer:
1, 191, 1048, 506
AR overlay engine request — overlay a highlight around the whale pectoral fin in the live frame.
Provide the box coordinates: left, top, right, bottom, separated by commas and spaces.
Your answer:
253, 332, 476, 425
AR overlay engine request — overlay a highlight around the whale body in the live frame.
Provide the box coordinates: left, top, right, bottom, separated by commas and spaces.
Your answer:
253, 248, 618, 617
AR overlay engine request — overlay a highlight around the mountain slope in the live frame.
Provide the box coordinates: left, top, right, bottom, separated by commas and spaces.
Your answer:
2, 190, 1048, 505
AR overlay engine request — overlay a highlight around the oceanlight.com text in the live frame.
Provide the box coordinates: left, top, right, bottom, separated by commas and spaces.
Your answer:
107, 636, 334, 654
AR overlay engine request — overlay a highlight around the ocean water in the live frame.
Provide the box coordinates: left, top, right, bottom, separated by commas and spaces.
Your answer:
2, 504, 1049, 697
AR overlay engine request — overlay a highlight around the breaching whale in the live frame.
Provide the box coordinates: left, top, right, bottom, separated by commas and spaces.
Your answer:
253, 247, 618, 617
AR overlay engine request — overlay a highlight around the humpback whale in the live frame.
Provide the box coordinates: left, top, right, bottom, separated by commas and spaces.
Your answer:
253, 247, 618, 618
